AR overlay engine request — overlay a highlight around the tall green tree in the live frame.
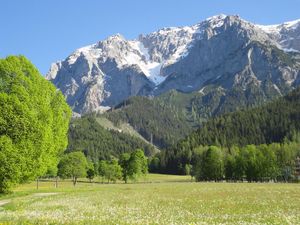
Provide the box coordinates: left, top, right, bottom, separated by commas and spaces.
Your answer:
129, 149, 148, 180
0, 56, 71, 193
86, 161, 96, 182
106, 160, 122, 183
119, 149, 148, 183
98, 160, 122, 183
193, 146, 224, 181
58, 152, 88, 186
119, 153, 132, 183
202, 146, 224, 181
258, 144, 279, 181
98, 160, 107, 183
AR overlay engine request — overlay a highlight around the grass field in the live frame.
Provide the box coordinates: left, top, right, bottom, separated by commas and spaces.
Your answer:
0, 174, 299, 224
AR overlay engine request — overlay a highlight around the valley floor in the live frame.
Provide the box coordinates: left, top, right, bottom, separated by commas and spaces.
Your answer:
0, 174, 299, 224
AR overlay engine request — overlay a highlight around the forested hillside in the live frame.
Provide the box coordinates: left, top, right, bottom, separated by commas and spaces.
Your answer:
104, 96, 192, 148
152, 88, 300, 175
104, 83, 284, 148
67, 116, 156, 163
179, 87, 300, 149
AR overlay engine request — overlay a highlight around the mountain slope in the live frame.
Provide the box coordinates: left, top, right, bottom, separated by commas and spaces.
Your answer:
47, 15, 300, 114
178, 87, 300, 150
156, 87, 300, 174
103, 80, 294, 149
67, 116, 156, 162
95, 116, 160, 152
104, 96, 192, 148
258, 18, 300, 52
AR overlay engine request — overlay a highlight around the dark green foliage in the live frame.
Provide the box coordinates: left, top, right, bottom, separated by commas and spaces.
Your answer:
119, 153, 132, 183
58, 152, 88, 186
179, 87, 300, 150
154, 88, 300, 176
149, 156, 161, 173
105, 96, 192, 148
192, 143, 299, 182
105, 81, 285, 149
194, 146, 224, 181
86, 169, 95, 182
86, 161, 96, 182
98, 160, 107, 181
98, 159, 122, 183
67, 116, 156, 162
126, 149, 148, 180
0, 56, 71, 193
119, 149, 148, 183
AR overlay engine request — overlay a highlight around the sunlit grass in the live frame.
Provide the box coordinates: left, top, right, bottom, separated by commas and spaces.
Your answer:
0, 175, 299, 224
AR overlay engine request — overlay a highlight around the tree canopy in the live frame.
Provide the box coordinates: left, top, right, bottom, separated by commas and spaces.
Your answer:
0, 56, 71, 193
105, 96, 192, 148
98, 159, 122, 183
190, 142, 299, 182
179, 87, 300, 150
58, 152, 88, 186
119, 149, 148, 183
153, 88, 300, 175
67, 116, 156, 162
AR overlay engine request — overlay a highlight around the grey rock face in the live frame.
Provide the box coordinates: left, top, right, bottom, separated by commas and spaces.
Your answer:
47, 15, 300, 114
155, 16, 300, 94
258, 18, 300, 51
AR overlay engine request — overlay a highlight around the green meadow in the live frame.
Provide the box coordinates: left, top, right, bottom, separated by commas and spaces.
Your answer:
0, 174, 299, 225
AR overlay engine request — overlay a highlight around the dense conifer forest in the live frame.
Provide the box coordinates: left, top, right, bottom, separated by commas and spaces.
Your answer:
67, 116, 156, 162
150, 88, 300, 179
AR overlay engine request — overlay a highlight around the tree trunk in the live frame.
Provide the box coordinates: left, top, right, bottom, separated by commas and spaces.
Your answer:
73, 177, 77, 186
55, 176, 58, 188
36, 177, 39, 190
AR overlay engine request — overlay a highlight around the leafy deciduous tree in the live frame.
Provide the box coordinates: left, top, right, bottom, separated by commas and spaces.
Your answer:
58, 152, 88, 186
0, 56, 71, 193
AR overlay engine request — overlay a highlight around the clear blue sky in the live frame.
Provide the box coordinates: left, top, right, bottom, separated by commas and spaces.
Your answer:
1, 0, 300, 75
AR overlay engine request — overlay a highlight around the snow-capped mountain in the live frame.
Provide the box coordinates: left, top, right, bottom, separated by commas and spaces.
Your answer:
258, 19, 300, 52
47, 15, 300, 114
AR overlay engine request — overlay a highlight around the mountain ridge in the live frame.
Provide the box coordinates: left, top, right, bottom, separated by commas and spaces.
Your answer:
46, 14, 300, 114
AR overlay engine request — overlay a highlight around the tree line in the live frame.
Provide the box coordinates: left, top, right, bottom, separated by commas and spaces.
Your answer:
57, 149, 148, 186
151, 87, 300, 176
150, 141, 300, 182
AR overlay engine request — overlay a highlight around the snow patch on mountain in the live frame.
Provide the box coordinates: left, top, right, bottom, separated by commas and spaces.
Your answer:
126, 40, 164, 85
258, 18, 300, 34
280, 47, 300, 53
206, 14, 227, 28
47, 14, 237, 85
47, 14, 300, 114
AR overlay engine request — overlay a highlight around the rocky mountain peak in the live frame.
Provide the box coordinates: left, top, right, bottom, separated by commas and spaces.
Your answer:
47, 15, 300, 114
